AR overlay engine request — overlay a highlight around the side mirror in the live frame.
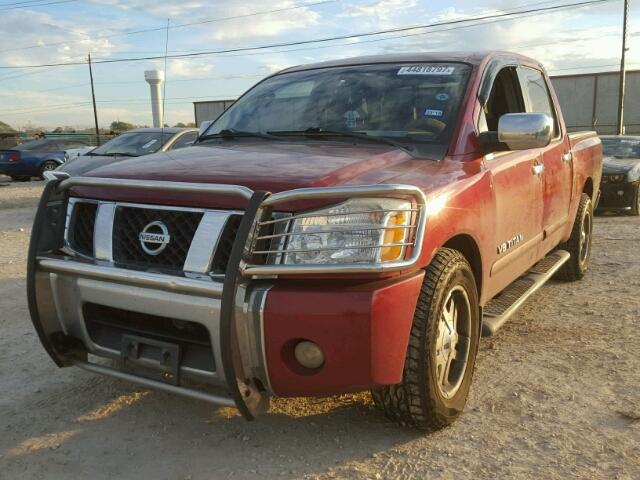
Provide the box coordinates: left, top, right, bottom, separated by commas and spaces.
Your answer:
198, 120, 214, 137
478, 113, 553, 153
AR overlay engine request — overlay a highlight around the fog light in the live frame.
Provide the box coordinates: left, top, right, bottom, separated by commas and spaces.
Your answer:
294, 341, 325, 369
618, 190, 625, 196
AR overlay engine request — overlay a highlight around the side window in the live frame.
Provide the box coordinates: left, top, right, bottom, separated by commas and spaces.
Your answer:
479, 67, 526, 133
170, 132, 198, 150
43, 141, 63, 152
517, 67, 558, 136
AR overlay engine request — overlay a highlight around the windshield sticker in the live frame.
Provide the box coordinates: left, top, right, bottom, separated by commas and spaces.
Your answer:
344, 110, 360, 128
398, 65, 455, 76
424, 108, 444, 117
435, 92, 449, 101
141, 139, 158, 149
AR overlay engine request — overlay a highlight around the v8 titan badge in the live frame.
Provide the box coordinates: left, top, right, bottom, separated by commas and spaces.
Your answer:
139, 220, 171, 255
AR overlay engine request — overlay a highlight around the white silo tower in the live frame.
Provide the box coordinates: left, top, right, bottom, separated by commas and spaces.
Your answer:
144, 70, 165, 128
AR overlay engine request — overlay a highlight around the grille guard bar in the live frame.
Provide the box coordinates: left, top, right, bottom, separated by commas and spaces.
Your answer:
35, 172, 428, 418
46, 172, 429, 276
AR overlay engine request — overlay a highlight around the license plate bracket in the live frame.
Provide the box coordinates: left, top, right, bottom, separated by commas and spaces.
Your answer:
120, 334, 181, 385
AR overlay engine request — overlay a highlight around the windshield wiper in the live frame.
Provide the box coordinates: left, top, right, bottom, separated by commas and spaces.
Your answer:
268, 128, 416, 157
200, 128, 281, 141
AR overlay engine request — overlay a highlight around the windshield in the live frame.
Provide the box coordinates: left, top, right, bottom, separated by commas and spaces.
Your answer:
205, 62, 471, 158
602, 137, 640, 159
90, 131, 172, 156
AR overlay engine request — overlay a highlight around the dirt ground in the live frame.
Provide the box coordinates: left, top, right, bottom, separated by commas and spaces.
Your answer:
0, 176, 638, 480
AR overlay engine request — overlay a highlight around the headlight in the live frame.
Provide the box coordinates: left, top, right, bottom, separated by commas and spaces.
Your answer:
278, 198, 414, 265
609, 174, 625, 183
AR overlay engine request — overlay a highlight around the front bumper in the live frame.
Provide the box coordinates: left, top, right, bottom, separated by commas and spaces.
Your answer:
596, 181, 637, 210
28, 173, 427, 418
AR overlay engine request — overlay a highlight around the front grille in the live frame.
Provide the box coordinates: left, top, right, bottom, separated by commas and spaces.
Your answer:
112, 206, 203, 272
68, 202, 97, 256
83, 303, 215, 373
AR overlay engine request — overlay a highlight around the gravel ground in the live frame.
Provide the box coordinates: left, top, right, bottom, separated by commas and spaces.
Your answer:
0, 178, 638, 480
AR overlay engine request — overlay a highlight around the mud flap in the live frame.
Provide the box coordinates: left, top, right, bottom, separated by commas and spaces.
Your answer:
219, 191, 271, 420
26, 178, 85, 367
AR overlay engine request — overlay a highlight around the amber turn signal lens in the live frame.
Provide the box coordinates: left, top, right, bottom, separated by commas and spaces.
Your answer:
380, 211, 410, 262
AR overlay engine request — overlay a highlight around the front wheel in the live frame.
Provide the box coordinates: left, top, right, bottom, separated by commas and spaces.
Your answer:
372, 248, 480, 431
556, 193, 593, 281
39, 160, 58, 179
630, 184, 640, 216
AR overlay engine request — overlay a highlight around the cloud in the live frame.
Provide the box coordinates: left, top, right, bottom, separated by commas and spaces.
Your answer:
157, 58, 215, 77
88, 0, 323, 41
343, 0, 418, 21
0, 10, 123, 67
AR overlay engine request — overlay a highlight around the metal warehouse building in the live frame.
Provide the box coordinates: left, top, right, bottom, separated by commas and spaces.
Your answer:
193, 69, 640, 135
551, 69, 640, 135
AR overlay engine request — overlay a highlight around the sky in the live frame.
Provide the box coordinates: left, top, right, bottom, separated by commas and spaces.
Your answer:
0, 0, 638, 130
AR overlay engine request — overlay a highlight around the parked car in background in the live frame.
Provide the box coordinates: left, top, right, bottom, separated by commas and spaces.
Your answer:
597, 135, 640, 215
59, 127, 199, 176
0, 137, 93, 181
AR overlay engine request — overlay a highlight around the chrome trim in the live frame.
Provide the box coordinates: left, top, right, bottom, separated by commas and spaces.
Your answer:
255, 224, 416, 241
57, 176, 254, 200
258, 208, 419, 226
74, 361, 235, 407
532, 164, 545, 176
252, 242, 415, 255
38, 258, 224, 297
262, 184, 424, 206
184, 211, 233, 273
94, 202, 115, 261
562, 152, 573, 163
498, 113, 553, 150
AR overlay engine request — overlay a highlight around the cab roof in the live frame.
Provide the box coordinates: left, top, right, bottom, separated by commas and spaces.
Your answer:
277, 51, 542, 75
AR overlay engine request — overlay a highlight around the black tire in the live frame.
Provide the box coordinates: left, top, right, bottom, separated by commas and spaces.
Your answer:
630, 184, 640, 216
39, 160, 58, 179
556, 193, 593, 281
10, 176, 30, 182
371, 248, 480, 431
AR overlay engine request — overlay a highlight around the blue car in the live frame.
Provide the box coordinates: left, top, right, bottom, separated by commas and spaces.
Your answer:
0, 138, 93, 181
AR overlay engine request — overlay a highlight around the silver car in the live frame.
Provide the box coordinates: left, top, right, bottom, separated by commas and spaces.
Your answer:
59, 127, 199, 176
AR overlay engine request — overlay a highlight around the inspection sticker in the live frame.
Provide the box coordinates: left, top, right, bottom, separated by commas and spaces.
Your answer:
424, 108, 444, 117
397, 65, 455, 75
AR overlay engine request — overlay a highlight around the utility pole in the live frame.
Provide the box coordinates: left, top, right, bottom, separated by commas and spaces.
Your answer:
616, 0, 629, 135
87, 53, 101, 145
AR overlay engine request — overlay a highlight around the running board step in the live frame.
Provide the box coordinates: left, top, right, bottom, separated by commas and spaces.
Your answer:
482, 250, 570, 336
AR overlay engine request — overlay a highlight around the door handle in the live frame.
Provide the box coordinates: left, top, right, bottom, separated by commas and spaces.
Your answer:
562, 152, 572, 163
532, 163, 544, 176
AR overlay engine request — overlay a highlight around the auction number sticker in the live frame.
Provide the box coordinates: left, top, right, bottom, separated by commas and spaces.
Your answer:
397, 65, 455, 75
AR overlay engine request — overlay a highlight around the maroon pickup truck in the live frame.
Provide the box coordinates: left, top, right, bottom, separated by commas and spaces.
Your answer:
28, 52, 602, 431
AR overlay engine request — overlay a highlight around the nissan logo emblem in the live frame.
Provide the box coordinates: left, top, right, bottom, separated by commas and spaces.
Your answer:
139, 220, 171, 255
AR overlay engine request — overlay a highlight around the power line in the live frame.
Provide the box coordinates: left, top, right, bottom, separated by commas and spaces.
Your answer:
0, 0, 339, 54
0, 0, 76, 11
0, 0, 616, 69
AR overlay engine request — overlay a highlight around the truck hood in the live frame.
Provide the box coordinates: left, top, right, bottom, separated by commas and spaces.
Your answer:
77, 142, 427, 208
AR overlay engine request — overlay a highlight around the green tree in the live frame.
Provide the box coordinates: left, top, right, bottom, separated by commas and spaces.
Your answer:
0, 120, 16, 134
110, 121, 135, 133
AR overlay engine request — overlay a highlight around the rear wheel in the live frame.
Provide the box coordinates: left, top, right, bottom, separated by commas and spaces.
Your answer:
371, 248, 480, 431
630, 184, 640, 216
557, 193, 593, 281
39, 160, 58, 179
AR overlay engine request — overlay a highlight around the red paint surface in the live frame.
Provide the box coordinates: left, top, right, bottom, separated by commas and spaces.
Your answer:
264, 272, 424, 396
